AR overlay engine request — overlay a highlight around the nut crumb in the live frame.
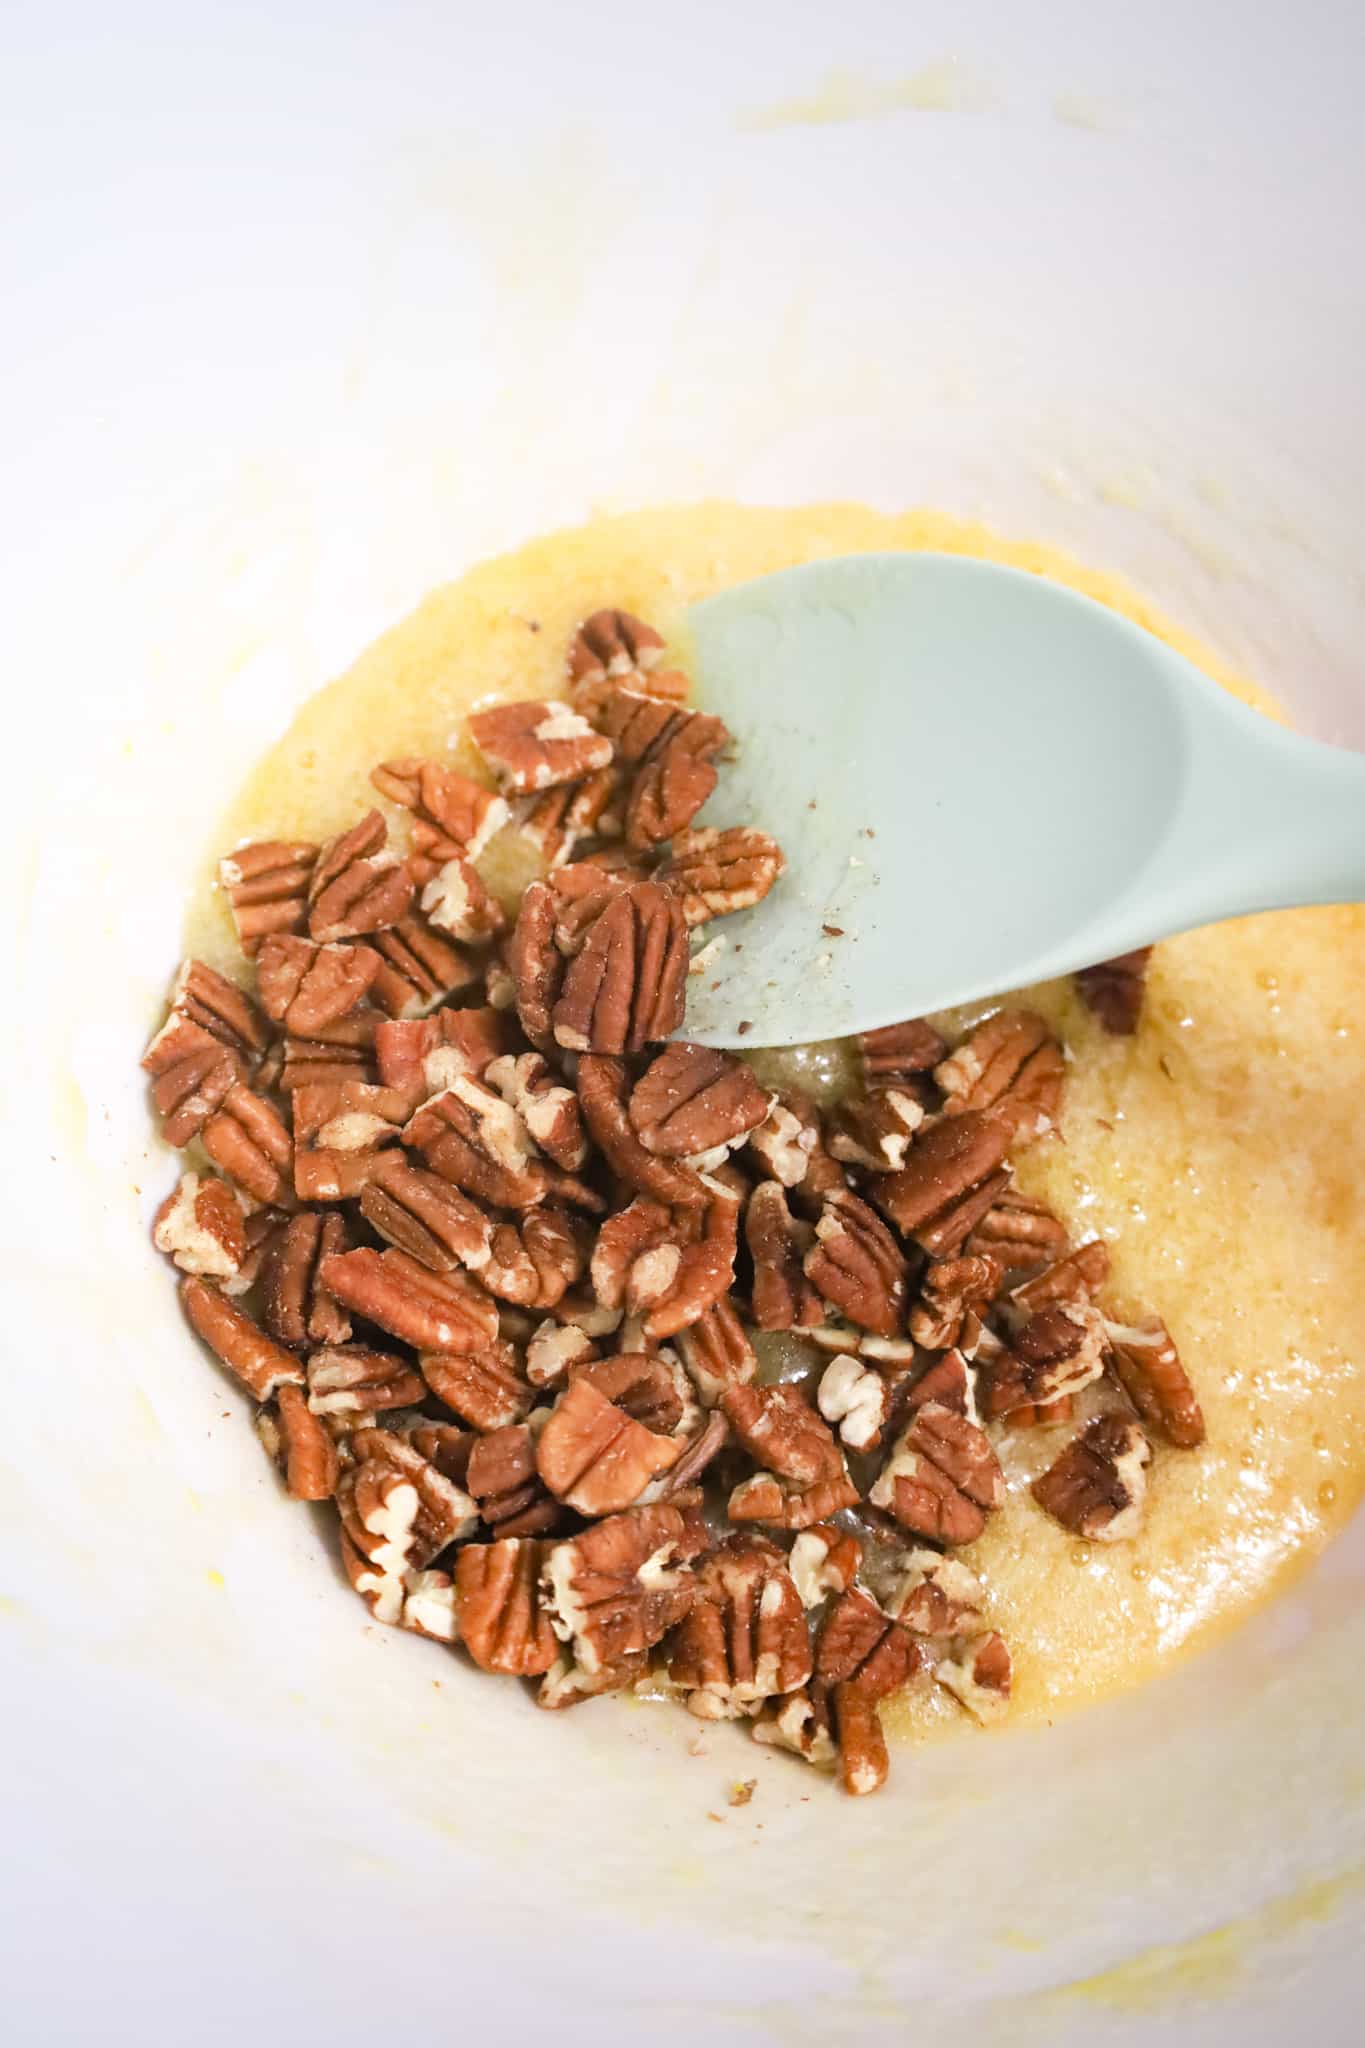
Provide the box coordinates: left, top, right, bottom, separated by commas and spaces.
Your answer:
728, 1779, 757, 1807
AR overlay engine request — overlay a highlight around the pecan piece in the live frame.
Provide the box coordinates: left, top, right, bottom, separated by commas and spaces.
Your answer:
1033, 1413, 1153, 1541
257, 1382, 339, 1501
628, 1043, 770, 1165
291, 1078, 408, 1202
590, 1193, 738, 1339
745, 1181, 823, 1331
657, 826, 785, 928
518, 768, 623, 869
804, 1189, 907, 1337
787, 1524, 863, 1608
219, 839, 318, 954
1105, 1316, 1205, 1448
307, 811, 415, 941
567, 607, 667, 692
673, 1298, 756, 1406
371, 756, 510, 860
727, 1467, 860, 1532
455, 1539, 559, 1674
815, 1589, 923, 1797
981, 1302, 1109, 1419
536, 1650, 649, 1710
1010, 1239, 1110, 1313
202, 1083, 295, 1208
337, 1431, 479, 1620
576, 1054, 707, 1206
909, 1253, 1002, 1351
572, 1351, 690, 1435
535, 1363, 683, 1514
525, 1317, 597, 1390
419, 853, 507, 944
722, 1383, 844, 1489
369, 915, 480, 1018
373, 1006, 514, 1100
256, 934, 380, 1033
871, 1109, 1012, 1254
880, 1550, 986, 1637
152, 1171, 250, 1283
142, 1014, 242, 1147
668, 1536, 811, 1720
262, 1210, 353, 1347
481, 1207, 589, 1310
468, 700, 614, 794
358, 1153, 492, 1274
506, 879, 565, 1052
857, 1017, 947, 1089
485, 1052, 588, 1171
540, 1502, 707, 1676
180, 1278, 304, 1401
903, 1348, 981, 1424
551, 881, 687, 1053
869, 1403, 1004, 1545
1076, 946, 1153, 1035
816, 1354, 892, 1452
935, 1009, 1064, 1144
404, 1078, 546, 1209
745, 1090, 831, 1192
306, 1344, 426, 1420
422, 1341, 534, 1432
966, 1184, 1070, 1277
164, 959, 272, 1059
466, 1423, 563, 1537
320, 1247, 498, 1352
827, 1088, 925, 1173
935, 1630, 1012, 1724
750, 1690, 837, 1768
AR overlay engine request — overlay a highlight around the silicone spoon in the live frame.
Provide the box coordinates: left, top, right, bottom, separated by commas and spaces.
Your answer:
680, 552, 1363, 1047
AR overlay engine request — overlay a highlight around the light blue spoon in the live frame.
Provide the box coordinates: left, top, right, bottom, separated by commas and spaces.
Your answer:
681, 552, 1363, 1048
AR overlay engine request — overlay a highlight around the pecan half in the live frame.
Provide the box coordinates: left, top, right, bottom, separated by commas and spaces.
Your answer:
359, 1153, 492, 1274
1076, 946, 1153, 1036
518, 768, 622, 868
935, 1630, 1012, 1724
219, 839, 318, 954
540, 1502, 707, 1676
827, 1088, 925, 1173
419, 853, 507, 944
1033, 1412, 1153, 1540
370, 756, 510, 860
256, 934, 380, 1034
404, 1078, 545, 1210
572, 1351, 690, 1435
981, 1302, 1109, 1419
261, 1210, 352, 1347
1105, 1316, 1205, 1447
455, 1538, 559, 1674
903, 1348, 980, 1424
721, 1383, 843, 1489
594, 691, 730, 850
881, 1550, 987, 1638
814, 1589, 923, 1797
152, 1171, 250, 1282
871, 1109, 1012, 1254
308, 811, 415, 941
1010, 1240, 1110, 1314
422, 1341, 534, 1432
551, 881, 687, 1053
278, 1010, 380, 1092
142, 1014, 242, 1146
485, 1052, 588, 1171
668, 1536, 811, 1720
869, 1403, 1004, 1545
745, 1181, 823, 1331
468, 700, 614, 794
787, 1524, 863, 1608
202, 1083, 295, 1208
576, 1055, 707, 1206
935, 1010, 1064, 1144
816, 1354, 892, 1452
567, 607, 666, 692
535, 1364, 683, 1514
804, 1189, 907, 1336
466, 1423, 563, 1537
506, 879, 564, 1052
306, 1343, 426, 1420
673, 1298, 756, 1406
370, 915, 481, 1018
257, 1382, 340, 1501
909, 1253, 1002, 1351
591, 1192, 738, 1339
291, 1078, 408, 1202
966, 1184, 1070, 1276
657, 826, 785, 928
858, 1016, 948, 1090
627, 1043, 770, 1167
373, 1006, 515, 1100
727, 1467, 860, 1532
320, 1247, 498, 1352
180, 1278, 304, 1401
164, 959, 272, 1059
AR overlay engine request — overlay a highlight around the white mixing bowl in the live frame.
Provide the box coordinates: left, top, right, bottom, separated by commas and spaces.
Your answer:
5, 5, 1364, 2042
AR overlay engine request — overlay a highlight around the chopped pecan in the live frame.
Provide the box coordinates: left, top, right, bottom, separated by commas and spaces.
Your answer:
536, 1363, 683, 1514
419, 853, 507, 944
728, 1467, 860, 1532
261, 1210, 352, 1347
506, 879, 565, 1052
257, 1382, 340, 1501
180, 1278, 305, 1401
165, 959, 272, 1059
981, 1302, 1109, 1419
525, 1318, 597, 1390
567, 607, 667, 692
787, 1524, 863, 1608
803, 1189, 907, 1336
455, 1538, 559, 1674
142, 1013, 242, 1146
1033, 1413, 1153, 1540
518, 768, 623, 868
370, 915, 480, 1017
628, 1043, 770, 1166
466, 1423, 563, 1537
256, 934, 380, 1033
935, 1009, 1064, 1144
219, 839, 318, 954
880, 1550, 986, 1637
750, 1690, 837, 1768
935, 1630, 1012, 1724
374, 1006, 514, 1100
816, 1354, 892, 1452
745, 1181, 823, 1331
827, 1087, 925, 1172
871, 1109, 1012, 1254
657, 825, 785, 928
673, 1298, 756, 1406
1076, 946, 1153, 1035
966, 1184, 1070, 1276
485, 1052, 588, 1171
307, 811, 415, 942
152, 1171, 250, 1283
370, 756, 510, 860
909, 1253, 1002, 1351
746, 1091, 822, 1189
202, 1083, 295, 1208
540, 1502, 707, 1676
721, 1383, 843, 1488
320, 1247, 499, 1352
480, 1207, 589, 1309
306, 1343, 426, 1420
668, 1536, 811, 1719
590, 1192, 738, 1339
422, 1340, 534, 1432
359, 1153, 492, 1274
468, 700, 614, 794
1011, 1240, 1110, 1313
1105, 1316, 1205, 1447
576, 1055, 707, 1206
858, 1016, 948, 1089
404, 1077, 545, 1209
291, 1078, 408, 1201
551, 881, 688, 1053
869, 1403, 1004, 1545
814, 1588, 923, 1797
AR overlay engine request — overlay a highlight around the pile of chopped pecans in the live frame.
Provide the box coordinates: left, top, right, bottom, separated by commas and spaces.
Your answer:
145, 603, 1203, 1797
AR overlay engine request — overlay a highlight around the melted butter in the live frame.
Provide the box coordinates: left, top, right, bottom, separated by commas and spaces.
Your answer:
186, 500, 1365, 1741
